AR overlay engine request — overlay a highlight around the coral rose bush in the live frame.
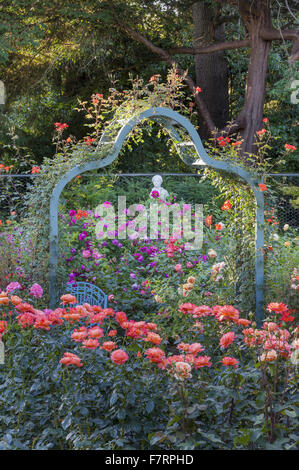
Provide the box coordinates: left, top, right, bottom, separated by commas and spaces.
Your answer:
0, 286, 297, 450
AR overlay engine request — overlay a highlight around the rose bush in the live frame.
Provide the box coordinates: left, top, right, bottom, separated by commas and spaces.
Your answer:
0, 286, 297, 450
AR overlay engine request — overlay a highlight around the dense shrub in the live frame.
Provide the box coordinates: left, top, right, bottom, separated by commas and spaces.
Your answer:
0, 287, 297, 450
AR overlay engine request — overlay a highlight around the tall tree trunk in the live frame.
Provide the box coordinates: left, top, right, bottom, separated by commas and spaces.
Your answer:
192, 1, 229, 139
238, 0, 272, 156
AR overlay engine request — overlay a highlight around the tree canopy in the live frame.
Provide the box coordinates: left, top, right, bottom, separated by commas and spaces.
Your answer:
0, 0, 298, 170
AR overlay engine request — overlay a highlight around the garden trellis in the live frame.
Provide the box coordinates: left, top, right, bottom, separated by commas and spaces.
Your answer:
48, 107, 265, 324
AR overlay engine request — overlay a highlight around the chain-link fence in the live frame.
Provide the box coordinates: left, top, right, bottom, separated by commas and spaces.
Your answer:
264, 174, 299, 228
1, 172, 298, 225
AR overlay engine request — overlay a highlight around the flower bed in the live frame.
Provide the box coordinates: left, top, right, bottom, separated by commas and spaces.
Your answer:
0, 287, 297, 450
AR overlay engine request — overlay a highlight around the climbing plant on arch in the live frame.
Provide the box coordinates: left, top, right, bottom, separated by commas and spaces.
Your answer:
49, 107, 265, 325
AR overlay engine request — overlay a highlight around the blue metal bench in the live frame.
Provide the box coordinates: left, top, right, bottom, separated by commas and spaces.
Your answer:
65, 282, 108, 308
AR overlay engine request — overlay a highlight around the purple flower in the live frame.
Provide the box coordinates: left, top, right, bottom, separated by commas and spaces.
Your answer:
151, 190, 160, 199
6, 282, 21, 293
130, 273, 137, 279
69, 210, 76, 217
79, 232, 88, 241
29, 283, 43, 298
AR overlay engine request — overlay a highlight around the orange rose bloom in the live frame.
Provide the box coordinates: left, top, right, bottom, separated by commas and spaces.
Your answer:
10, 295, 22, 306
193, 305, 212, 317
205, 215, 212, 226
60, 352, 83, 367
220, 332, 235, 348
232, 141, 242, 147
67, 313, 81, 322
92, 306, 103, 313
0, 320, 8, 334
188, 342, 205, 355
88, 326, 104, 338
15, 302, 35, 313
216, 305, 239, 322
115, 311, 128, 324
34, 317, 51, 330
267, 302, 288, 314
263, 322, 278, 332
221, 200, 232, 211
108, 329, 117, 337
0, 294, 9, 305
179, 303, 197, 315
194, 356, 212, 368
60, 294, 77, 305
222, 356, 239, 368
71, 327, 88, 342
144, 332, 162, 345
82, 338, 99, 349
145, 347, 165, 363
285, 143, 296, 151
237, 318, 251, 327
101, 341, 116, 352
101, 308, 115, 317
177, 342, 190, 352
111, 349, 129, 365
146, 322, 157, 330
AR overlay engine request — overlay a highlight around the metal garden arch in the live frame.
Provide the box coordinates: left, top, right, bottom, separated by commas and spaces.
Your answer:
49, 107, 264, 324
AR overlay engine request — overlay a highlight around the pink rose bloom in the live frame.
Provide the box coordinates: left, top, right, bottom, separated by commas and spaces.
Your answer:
6, 282, 21, 293
82, 250, 91, 258
174, 264, 182, 272
186, 262, 193, 268
29, 283, 43, 298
